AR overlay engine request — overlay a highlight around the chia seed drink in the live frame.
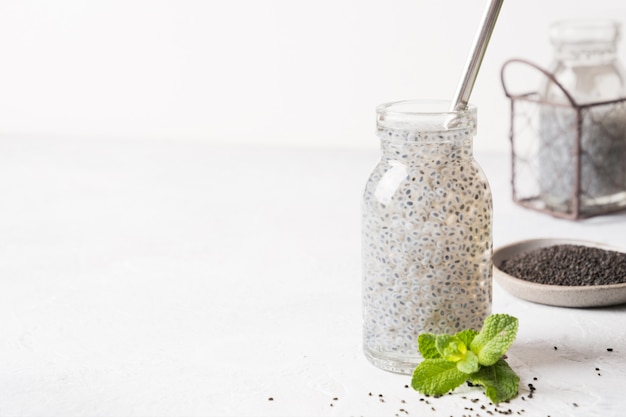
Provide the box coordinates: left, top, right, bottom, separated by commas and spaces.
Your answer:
539, 104, 626, 214
361, 100, 492, 374
539, 19, 626, 216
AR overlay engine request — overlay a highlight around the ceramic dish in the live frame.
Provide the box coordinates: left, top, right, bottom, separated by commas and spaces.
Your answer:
493, 238, 626, 308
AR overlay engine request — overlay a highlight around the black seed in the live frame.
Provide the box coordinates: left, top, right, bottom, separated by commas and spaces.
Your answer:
607, 348, 614, 352
499, 244, 626, 286
268, 397, 274, 401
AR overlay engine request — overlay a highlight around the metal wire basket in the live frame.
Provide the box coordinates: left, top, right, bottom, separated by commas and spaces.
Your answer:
501, 58, 626, 220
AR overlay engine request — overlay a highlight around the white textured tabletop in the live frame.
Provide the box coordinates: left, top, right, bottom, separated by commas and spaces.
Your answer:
1, 136, 625, 416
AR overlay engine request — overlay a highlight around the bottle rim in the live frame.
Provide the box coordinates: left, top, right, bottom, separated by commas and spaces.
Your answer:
376, 99, 477, 132
549, 19, 621, 45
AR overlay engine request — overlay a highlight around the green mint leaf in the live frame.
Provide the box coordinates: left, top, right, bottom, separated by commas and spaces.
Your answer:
411, 359, 467, 396
418, 333, 441, 359
455, 328, 479, 347
470, 314, 519, 366
436, 335, 466, 362
456, 350, 479, 374
411, 314, 521, 402
469, 358, 520, 403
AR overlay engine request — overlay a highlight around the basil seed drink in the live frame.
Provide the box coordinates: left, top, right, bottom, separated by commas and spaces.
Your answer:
361, 100, 492, 374
539, 19, 626, 215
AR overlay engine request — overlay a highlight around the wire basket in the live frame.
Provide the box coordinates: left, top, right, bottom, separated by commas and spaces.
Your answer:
501, 58, 626, 220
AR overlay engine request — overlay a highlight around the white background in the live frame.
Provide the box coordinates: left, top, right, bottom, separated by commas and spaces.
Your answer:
0, 0, 625, 152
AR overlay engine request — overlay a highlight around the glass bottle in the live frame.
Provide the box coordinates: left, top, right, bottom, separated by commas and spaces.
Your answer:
540, 19, 626, 215
361, 100, 492, 374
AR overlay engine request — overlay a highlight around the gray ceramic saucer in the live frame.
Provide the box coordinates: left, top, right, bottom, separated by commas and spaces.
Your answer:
493, 238, 626, 308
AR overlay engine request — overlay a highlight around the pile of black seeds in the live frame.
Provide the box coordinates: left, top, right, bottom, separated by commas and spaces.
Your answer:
499, 244, 626, 286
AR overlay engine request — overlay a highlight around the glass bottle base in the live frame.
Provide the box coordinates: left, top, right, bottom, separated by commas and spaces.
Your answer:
363, 346, 420, 375
540, 190, 626, 216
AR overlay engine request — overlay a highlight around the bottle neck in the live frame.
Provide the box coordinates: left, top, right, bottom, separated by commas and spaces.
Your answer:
375, 100, 477, 167
553, 41, 617, 65
379, 134, 474, 167
550, 19, 621, 66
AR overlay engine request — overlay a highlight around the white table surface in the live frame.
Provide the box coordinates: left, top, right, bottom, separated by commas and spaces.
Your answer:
1, 136, 625, 417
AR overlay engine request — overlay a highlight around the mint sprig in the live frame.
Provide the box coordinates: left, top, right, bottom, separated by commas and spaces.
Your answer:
411, 314, 520, 403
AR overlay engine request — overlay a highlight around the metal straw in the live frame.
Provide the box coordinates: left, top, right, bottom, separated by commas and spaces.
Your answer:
450, 0, 504, 112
